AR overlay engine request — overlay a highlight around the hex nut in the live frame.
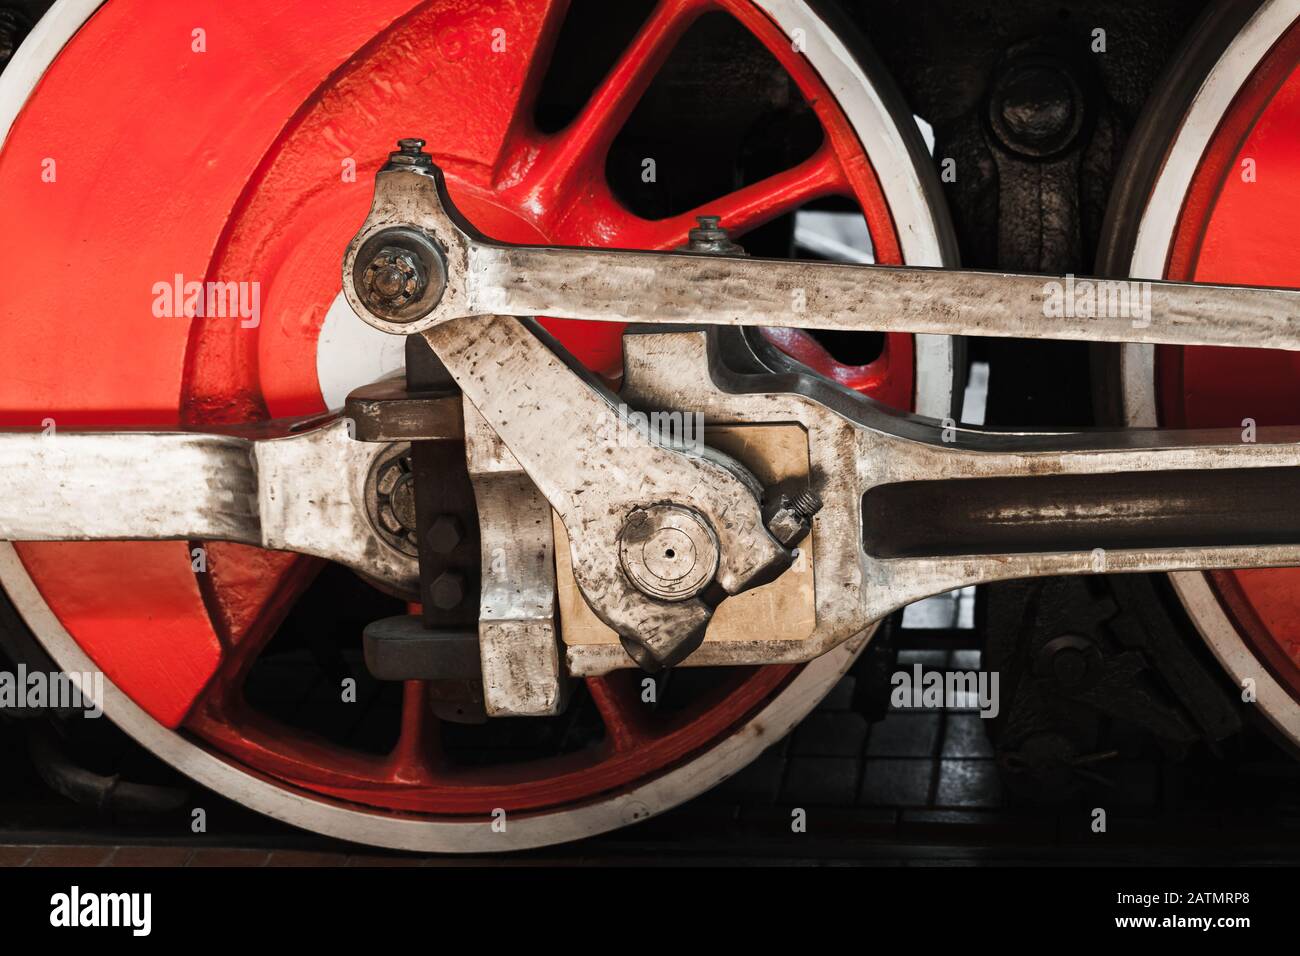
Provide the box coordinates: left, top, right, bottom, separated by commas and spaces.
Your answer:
426, 514, 464, 555
430, 571, 466, 610
362, 246, 427, 310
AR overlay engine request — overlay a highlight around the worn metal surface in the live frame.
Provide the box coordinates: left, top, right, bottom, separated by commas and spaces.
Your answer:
462, 402, 568, 717
557, 422, 819, 675
344, 160, 1300, 351
345, 156, 790, 669
419, 314, 789, 671
469, 244, 1300, 350
361, 616, 480, 681
0, 419, 418, 595
337, 158, 1300, 673
0, 428, 257, 542
607, 327, 1300, 664
342, 379, 462, 443
617, 504, 720, 602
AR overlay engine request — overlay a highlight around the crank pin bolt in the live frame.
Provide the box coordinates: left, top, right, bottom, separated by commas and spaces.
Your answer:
362, 246, 428, 311
619, 505, 719, 602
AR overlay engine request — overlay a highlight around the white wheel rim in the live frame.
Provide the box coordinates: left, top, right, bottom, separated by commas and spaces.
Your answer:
1118, 0, 1300, 748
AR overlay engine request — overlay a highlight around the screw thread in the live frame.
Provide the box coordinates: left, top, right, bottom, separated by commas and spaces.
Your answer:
790, 490, 822, 519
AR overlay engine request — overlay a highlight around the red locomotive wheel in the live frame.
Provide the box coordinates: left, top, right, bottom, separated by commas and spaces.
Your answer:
0, 0, 955, 850
1102, 0, 1300, 748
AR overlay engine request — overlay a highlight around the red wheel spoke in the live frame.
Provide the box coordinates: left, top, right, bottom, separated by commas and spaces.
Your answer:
187, 545, 324, 719
550, 145, 847, 251
586, 672, 657, 752
513, 0, 710, 218
385, 680, 442, 784
644, 146, 847, 247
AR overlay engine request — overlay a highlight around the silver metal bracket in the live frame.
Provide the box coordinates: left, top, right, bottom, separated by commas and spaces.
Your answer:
463, 402, 569, 716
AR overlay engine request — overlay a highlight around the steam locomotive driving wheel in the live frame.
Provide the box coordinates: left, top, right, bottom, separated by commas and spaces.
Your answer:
0, 0, 957, 851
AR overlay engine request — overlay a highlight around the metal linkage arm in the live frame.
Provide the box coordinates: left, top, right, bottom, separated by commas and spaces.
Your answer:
0, 429, 257, 542
616, 328, 1300, 663
0, 420, 419, 594
341, 154, 1300, 353
470, 247, 1300, 352
858, 421, 1300, 620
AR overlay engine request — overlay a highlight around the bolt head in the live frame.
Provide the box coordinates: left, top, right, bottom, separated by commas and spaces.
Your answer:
765, 493, 817, 548
387, 138, 434, 169
430, 571, 466, 610
351, 228, 448, 324
683, 216, 746, 256
372, 264, 406, 299
426, 514, 464, 555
